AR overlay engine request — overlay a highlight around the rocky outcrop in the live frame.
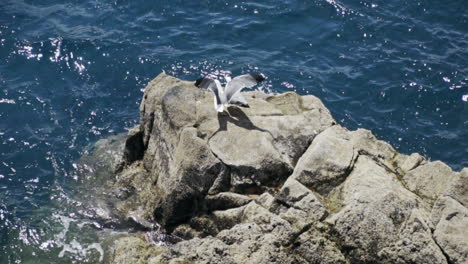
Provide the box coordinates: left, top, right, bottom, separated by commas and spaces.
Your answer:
106, 73, 467, 264
431, 169, 468, 264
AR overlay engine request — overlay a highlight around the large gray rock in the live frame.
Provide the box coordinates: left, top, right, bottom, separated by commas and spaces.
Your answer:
292, 125, 356, 195
275, 178, 328, 230
446, 168, 468, 207
403, 161, 460, 202
291, 226, 348, 264
111, 236, 165, 264
432, 196, 468, 264
106, 73, 466, 264
431, 169, 468, 264
148, 201, 346, 264
117, 73, 335, 227
326, 155, 447, 263
204, 192, 252, 211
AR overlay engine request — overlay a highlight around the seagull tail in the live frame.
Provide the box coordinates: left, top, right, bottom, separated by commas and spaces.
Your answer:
216, 104, 224, 112
214, 96, 224, 112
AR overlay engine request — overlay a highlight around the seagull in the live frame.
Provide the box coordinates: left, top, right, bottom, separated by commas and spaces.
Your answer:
194, 74, 265, 112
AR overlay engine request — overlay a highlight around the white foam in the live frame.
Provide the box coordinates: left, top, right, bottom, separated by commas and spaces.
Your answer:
58, 239, 104, 262
0, 99, 16, 104
53, 214, 104, 262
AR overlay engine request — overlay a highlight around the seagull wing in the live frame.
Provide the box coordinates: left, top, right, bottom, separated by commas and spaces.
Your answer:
225, 74, 265, 103
195, 77, 225, 112
229, 92, 249, 107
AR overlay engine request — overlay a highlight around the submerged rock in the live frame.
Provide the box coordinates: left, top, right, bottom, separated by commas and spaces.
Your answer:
104, 73, 466, 264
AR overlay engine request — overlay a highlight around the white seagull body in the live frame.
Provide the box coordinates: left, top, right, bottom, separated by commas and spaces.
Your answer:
195, 74, 265, 112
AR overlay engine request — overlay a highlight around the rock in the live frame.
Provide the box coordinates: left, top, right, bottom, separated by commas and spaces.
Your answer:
150, 201, 343, 264
349, 128, 397, 167
73, 133, 157, 233
292, 125, 356, 195
265, 92, 303, 115
378, 209, 447, 264
211, 205, 246, 231
291, 226, 348, 264
275, 178, 328, 230
431, 196, 468, 264
403, 161, 459, 202
327, 155, 446, 263
115, 161, 146, 188
255, 192, 276, 210
431, 169, 468, 264
205, 192, 252, 211
117, 73, 335, 227
171, 224, 199, 240
153, 127, 224, 227
394, 152, 426, 173
151, 202, 297, 264
240, 202, 294, 244
99, 73, 467, 264
118, 125, 145, 171
208, 120, 292, 190
149, 236, 234, 264
111, 236, 165, 264
441, 168, 468, 208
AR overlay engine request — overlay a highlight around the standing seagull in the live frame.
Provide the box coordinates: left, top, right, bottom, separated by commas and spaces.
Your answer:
194, 74, 265, 112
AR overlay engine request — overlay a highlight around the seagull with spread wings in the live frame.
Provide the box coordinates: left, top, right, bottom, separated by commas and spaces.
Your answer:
195, 74, 265, 112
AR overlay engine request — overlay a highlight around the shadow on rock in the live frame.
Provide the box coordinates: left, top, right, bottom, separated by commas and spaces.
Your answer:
213, 106, 272, 138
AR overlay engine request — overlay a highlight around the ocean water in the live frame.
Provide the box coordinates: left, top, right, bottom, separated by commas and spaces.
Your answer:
0, 0, 467, 262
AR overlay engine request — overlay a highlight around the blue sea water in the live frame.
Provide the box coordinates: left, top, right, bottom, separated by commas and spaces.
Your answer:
0, 0, 467, 262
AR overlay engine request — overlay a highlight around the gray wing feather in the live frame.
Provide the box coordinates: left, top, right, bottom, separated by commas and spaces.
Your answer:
225, 74, 264, 102
229, 92, 249, 107
195, 77, 222, 105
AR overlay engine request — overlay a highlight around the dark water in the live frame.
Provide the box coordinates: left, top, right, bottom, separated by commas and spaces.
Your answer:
1, 0, 467, 262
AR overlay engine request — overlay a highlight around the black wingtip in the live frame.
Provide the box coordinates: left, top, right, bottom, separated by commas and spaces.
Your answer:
251, 73, 265, 83
194, 77, 204, 87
